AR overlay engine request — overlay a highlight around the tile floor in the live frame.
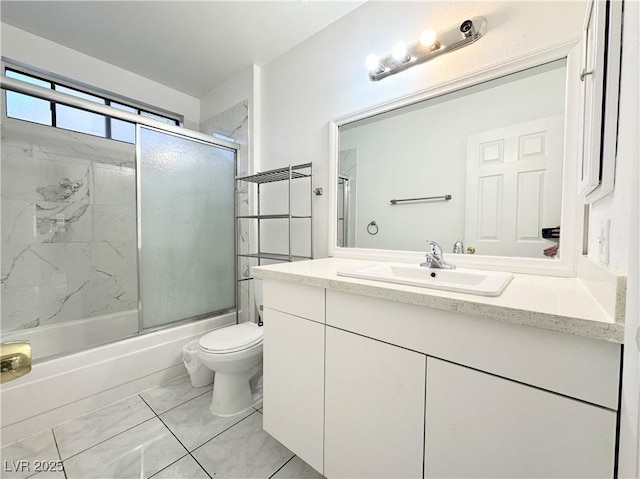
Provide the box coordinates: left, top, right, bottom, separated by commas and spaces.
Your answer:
1, 375, 324, 479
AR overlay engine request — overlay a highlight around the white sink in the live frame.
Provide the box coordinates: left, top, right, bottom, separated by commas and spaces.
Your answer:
337, 263, 514, 296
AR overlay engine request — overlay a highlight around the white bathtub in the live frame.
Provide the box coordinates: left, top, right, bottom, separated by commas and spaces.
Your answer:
0, 312, 235, 445
1, 310, 139, 362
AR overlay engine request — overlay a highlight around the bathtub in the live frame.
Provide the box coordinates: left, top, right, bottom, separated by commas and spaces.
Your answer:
1, 310, 140, 362
0, 312, 235, 446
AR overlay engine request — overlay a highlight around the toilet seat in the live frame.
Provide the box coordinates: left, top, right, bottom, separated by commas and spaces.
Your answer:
199, 322, 263, 354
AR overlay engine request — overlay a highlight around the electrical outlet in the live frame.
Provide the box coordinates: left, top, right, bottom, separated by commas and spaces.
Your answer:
598, 219, 611, 264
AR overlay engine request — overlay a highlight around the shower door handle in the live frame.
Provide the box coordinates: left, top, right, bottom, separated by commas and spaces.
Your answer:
1, 341, 32, 383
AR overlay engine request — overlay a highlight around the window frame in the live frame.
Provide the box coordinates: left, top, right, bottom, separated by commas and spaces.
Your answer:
2, 61, 183, 143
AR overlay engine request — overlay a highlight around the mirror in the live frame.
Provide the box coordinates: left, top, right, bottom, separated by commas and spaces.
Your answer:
337, 59, 570, 260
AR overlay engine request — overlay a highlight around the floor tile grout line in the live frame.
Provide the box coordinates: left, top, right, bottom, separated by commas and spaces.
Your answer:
60, 416, 157, 463
268, 454, 296, 479
187, 452, 214, 479
139, 394, 161, 419
146, 452, 190, 479
50, 428, 68, 479
189, 409, 259, 453
145, 387, 213, 417
150, 403, 214, 479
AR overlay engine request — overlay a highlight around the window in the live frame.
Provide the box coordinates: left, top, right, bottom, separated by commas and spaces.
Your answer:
4, 67, 182, 143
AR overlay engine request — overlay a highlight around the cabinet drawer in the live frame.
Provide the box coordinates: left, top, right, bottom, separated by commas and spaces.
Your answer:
263, 279, 325, 323
326, 290, 620, 409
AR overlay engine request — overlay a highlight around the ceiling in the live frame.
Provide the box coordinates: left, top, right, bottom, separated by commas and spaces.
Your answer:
0, 1, 364, 98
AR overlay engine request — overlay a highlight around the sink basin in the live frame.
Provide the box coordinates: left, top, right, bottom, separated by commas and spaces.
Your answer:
337, 263, 514, 296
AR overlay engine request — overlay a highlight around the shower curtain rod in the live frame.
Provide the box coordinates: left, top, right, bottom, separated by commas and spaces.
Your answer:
0, 75, 238, 151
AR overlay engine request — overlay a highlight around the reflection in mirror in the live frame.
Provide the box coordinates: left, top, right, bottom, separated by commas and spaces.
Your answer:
338, 59, 567, 259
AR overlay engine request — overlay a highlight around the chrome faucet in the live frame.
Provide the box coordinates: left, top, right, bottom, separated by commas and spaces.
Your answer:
420, 240, 456, 269
453, 239, 464, 254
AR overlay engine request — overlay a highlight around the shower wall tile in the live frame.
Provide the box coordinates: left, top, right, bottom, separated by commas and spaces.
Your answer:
92, 205, 136, 243
2, 243, 95, 288
1, 199, 39, 277
1, 119, 138, 336
2, 120, 135, 168
90, 241, 137, 278
201, 100, 252, 322
93, 164, 136, 206
2, 275, 135, 331
36, 202, 93, 243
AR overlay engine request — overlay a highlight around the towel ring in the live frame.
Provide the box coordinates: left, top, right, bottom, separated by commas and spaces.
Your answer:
367, 221, 378, 235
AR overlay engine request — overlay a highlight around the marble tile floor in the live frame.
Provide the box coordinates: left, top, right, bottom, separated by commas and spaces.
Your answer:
1, 375, 324, 479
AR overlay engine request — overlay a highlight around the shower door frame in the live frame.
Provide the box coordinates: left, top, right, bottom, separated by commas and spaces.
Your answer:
1, 75, 240, 340
135, 124, 238, 332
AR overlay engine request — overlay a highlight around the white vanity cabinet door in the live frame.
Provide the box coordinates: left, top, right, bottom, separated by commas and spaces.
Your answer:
263, 308, 325, 474
424, 358, 617, 478
324, 327, 426, 479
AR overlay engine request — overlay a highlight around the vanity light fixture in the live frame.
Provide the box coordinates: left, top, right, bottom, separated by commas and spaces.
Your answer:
367, 16, 486, 81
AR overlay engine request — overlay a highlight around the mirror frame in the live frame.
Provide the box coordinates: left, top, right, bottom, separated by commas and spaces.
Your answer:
580, 0, 623, 204
328, 39, 584, 276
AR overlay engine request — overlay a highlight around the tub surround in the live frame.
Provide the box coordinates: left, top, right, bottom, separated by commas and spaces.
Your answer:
1, 119, 137, 336
251, 257, 625, 343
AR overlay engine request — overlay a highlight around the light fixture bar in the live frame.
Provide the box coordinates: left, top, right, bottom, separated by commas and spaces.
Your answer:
368, 17, 486, 82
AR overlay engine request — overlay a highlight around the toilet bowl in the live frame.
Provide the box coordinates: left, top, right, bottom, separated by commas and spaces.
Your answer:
197, 300, 264, 418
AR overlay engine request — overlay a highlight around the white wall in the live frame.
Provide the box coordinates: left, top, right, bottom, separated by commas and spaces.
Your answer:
200, 65, 254, 124
339, 65, 565, 253
260, 1, 586, 258
615, 1, 640, 477
1, 23, 200, 129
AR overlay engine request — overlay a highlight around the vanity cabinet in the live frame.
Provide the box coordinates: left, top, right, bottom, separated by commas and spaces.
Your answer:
262, 281, 325, 473
425, 358, 617, 478
261, 279, 621, 478
324, 327, 425, 479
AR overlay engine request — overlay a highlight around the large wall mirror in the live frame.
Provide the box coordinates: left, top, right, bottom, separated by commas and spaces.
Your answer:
329, 43, 584, 275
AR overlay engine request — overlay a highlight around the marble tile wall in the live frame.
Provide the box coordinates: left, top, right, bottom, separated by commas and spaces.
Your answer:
1, 119, 138, 335
201, 101, 253, 323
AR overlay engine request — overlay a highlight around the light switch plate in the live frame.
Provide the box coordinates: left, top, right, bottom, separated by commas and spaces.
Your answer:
598, 219, 611, 264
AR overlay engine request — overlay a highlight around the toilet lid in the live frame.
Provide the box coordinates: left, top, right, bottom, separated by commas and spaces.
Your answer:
199, 322, 263, 353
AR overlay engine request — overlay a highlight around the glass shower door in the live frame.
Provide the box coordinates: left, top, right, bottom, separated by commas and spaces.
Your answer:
138, 126, 236, 329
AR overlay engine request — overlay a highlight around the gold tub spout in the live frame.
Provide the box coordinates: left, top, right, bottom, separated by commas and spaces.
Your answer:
1, 341, 32, 383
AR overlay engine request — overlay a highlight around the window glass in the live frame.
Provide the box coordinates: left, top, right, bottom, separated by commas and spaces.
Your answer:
141, 110, 178, 126
5, 70, 52, 125
6, 70, 50, 88
4, 67, 181, 139
55, 84, 106, 105
111, 102, 137, 143
5, 91, 52, 126
55, 105, 106, 137
53, 84, 107, 136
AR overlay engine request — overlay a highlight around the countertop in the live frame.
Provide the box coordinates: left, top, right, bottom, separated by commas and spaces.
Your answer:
251, 257, 625, 344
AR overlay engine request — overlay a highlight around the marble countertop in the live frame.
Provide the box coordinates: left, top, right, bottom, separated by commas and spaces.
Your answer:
251, 257, 625, 344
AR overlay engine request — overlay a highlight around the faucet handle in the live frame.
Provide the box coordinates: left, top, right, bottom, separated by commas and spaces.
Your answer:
426, 240, 443, 255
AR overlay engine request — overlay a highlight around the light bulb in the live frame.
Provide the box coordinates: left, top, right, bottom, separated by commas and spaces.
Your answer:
366, 54, 380, 72
392, 42, 409, 62
420, 29, 437, 48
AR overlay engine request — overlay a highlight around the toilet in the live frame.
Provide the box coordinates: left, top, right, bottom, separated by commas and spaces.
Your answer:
197, 280, 264, 417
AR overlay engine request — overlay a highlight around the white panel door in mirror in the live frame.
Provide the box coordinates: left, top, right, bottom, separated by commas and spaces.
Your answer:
465, 116, 563, 258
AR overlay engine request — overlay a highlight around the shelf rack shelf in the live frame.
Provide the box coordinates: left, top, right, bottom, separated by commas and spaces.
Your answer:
235, 163, 313, 315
